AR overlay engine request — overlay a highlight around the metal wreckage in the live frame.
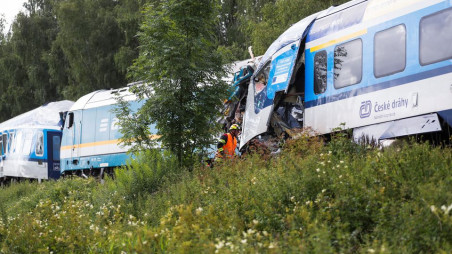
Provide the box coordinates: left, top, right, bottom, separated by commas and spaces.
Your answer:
220, 0, 452, 156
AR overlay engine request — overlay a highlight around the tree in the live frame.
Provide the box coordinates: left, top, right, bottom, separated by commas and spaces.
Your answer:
120, 0, 228, 167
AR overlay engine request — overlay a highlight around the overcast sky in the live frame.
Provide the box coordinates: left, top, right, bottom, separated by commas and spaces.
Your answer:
0, 0, 26, 33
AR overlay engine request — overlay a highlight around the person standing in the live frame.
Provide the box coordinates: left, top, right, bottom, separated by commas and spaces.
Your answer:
216, 124, 240, 159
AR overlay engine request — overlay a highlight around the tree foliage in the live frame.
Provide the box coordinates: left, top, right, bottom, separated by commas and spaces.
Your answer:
120, 0, 228, 166
0, 0, 149, 122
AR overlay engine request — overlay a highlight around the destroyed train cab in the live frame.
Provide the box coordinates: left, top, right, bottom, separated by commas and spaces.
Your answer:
60, 85, 157, 177
0, 101, 74, 181
239, 0, 452, 150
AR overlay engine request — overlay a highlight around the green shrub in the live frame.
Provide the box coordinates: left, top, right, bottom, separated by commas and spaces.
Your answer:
0, 136, 451, 253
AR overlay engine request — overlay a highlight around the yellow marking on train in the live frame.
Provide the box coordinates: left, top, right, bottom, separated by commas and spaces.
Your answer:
310, 29, 368, 53
61, 135, 161, 150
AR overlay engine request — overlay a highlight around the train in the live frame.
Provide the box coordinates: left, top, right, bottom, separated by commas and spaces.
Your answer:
60, 85, 157, 177
228, 0, 452, 151
2, 0, 452, 181
0, 101, 74, 182
0, 85, 157, 181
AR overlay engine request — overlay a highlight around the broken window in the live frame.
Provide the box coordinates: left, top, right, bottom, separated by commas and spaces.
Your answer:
254, 62, 271, 95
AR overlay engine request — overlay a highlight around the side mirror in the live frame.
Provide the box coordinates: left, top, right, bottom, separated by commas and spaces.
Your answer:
67, 112, 74, 129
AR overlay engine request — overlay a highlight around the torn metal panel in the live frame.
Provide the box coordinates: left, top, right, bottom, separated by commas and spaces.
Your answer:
240, 12, 322, 150
256, 10, 330, 73
353, 113, 442, 142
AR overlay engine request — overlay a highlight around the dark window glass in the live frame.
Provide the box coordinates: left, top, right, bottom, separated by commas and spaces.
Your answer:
374, 24, 406, 78
314, 50, 328, 94
334, 39, 362, 88
2, 134, 6, 154
53, 136, 61, 160
420, 8, 452, 65
67, 112, 74, 129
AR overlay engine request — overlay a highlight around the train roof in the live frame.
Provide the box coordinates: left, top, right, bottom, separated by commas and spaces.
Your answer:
70, 86, 139, 111
0, 100, 74, 130
255, 0, 370, 72
255, 0, 442, 72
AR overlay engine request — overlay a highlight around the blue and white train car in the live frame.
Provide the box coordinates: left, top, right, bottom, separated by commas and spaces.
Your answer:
241, 0, 452, 149
0, 101, 74, 181
60, 86, 156, 176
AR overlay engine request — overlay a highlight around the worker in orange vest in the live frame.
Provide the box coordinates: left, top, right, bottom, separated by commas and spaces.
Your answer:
216, 124, 240, 159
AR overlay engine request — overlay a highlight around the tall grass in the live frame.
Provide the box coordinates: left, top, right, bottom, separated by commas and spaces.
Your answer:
0, 135, 450, 253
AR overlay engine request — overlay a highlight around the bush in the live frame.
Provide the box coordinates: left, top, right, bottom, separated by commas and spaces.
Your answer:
0, 137, 451, 253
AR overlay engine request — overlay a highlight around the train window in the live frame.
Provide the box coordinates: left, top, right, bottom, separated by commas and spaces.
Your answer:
53, 136, 60, 160
254, 62, 270, 96
420, 8, 452, 65
334, 39, 363, 89
314, 50, 328, 94
374, 24, 406, 78
2, 134, 7, 154
67, 112, 74, 129
36, 131, 44, 156
12, 131, 22, 154
8, 132, 14, 153
22, 131, 33, 155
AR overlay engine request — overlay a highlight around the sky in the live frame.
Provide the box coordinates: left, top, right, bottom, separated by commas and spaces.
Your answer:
0, 0, 26, 33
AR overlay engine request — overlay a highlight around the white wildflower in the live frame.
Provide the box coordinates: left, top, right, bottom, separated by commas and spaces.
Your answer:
215, 240, 225, 249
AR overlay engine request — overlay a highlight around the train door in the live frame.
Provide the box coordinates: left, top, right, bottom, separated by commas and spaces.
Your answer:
0, 132, 2, 177
64, 111, 82, 169
47, 131, 61, 179
70, 111, 82, 167
0, 132, 7, 178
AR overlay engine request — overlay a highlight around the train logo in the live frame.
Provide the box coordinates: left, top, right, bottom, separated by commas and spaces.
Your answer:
359, 101, 372, 119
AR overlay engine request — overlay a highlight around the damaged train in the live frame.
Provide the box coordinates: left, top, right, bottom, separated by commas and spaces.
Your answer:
223, 0, 452, 152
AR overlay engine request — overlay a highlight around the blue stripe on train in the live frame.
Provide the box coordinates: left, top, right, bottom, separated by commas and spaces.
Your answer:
61, 152, 131, 172
305, 64, 452, 109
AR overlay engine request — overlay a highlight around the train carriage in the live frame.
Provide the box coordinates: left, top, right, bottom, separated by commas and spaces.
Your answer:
60, 85, 157, 176
240, 0, 452, 149
0, 101, 74, 181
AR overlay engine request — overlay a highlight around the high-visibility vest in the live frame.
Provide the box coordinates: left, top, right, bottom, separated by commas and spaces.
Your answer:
223, 133, 237, 158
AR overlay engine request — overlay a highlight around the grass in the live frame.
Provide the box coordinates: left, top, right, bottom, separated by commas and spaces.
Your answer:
0, 135, 451, 253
